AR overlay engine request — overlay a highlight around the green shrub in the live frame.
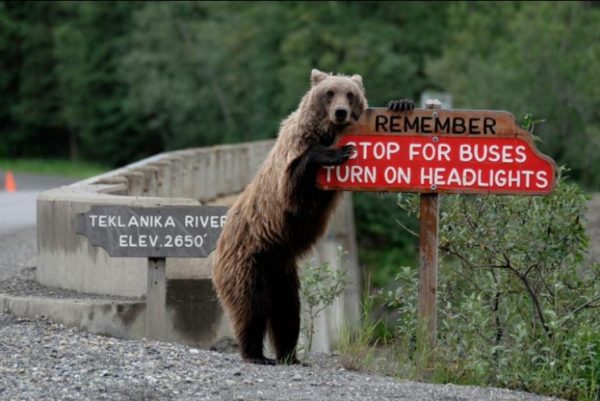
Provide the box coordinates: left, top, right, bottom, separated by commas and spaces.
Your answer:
300, 246, 348, 353
376, 173, 600, 400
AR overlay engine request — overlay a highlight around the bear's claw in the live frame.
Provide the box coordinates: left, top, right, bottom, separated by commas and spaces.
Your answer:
316, 144, 355, 166
340, 144, 355, 159
387, 99, 415, 112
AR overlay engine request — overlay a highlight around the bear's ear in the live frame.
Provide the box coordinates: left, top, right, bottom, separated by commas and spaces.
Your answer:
351, 74, 364, 92
311, 69, 328, 86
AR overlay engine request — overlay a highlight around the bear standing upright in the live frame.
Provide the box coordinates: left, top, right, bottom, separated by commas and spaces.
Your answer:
212, 69, 368, 365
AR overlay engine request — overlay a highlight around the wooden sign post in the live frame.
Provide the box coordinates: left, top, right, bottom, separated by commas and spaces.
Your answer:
418, 100, 441, 366
317, 101, 557, 369
147, 257, 167, 339
76, 205, 229, 339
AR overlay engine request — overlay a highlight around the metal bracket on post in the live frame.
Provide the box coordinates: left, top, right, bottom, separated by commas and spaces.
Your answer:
145, 257, 167, 340
418, 99, 442, 369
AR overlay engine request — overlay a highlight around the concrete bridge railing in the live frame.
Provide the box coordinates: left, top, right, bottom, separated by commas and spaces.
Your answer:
36, 139, 361, 353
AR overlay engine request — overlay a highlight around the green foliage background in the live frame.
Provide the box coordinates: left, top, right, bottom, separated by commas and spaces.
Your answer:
428, 1, 600, 187
5, 1, 597, 182
0, 1, 450, 165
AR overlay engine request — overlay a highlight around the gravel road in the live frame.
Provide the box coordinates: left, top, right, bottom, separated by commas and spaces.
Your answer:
0, 313, 562, 401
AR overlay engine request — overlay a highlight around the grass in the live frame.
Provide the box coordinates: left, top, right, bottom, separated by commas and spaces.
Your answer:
338, 303, 600, 400
0, 158, 108, 179
338, 291, 381, 372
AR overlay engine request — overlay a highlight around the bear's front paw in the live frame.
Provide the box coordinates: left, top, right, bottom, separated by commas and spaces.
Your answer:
310, 144, 355, 166
328, 144, 355, 166
340, 144, 355, 160
387, 99, 415, 112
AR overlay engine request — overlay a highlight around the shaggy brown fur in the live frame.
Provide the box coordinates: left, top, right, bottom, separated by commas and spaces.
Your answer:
212, 69, 367, 365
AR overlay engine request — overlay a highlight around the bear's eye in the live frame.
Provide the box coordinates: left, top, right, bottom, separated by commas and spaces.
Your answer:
326, 90, 334, 99
347, 92, 354, 102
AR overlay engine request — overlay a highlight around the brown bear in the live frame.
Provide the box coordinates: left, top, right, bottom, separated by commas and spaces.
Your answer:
213, 69, 413, 365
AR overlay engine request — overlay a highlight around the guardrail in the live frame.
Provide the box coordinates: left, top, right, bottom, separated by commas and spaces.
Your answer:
36, 139, 360, 352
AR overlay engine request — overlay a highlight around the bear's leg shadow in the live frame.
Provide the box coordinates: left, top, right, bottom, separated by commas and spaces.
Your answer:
233, 270, 275, 365
268, 267, 301, 364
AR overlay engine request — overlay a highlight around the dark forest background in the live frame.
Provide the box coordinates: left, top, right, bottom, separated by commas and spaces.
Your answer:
2, 1, 598, 185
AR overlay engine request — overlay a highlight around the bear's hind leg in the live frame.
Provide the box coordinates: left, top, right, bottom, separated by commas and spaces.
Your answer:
269, 269, 301, 365
233, 273, 274, 365
238, 311, 275, 365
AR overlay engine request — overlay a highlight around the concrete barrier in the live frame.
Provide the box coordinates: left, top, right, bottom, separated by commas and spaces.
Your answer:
34, 139, 361, 352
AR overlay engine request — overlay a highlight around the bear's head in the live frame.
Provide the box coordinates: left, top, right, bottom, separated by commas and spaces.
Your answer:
308, 69, 367, 145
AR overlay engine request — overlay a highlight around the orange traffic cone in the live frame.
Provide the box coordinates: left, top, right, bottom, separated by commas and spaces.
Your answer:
5, 171, 16, 192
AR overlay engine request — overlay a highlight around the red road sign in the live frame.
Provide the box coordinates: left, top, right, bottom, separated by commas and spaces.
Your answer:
317, 108, 556, 195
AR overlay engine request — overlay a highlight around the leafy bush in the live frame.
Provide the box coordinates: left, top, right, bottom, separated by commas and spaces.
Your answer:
300, 246, 348, 352
377, 174, 600, 400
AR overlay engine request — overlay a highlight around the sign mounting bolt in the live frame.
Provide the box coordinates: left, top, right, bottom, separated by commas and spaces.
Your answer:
431, 184, 437, 190
432, 136, 439, 143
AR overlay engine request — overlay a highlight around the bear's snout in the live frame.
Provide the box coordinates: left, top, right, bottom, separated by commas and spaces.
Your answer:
335, 109, 348, 121
332, 107, 350, 124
